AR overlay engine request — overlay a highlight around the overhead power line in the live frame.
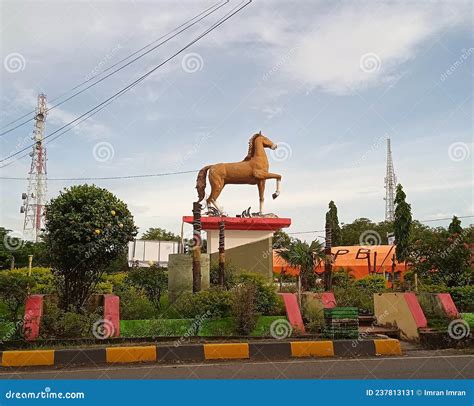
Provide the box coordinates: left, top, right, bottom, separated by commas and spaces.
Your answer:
0, 169, 198, 181
0, 1, 227, 137
0, 0, 252, 166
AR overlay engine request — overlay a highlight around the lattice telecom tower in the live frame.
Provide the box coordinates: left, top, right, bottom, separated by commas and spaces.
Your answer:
21, 94, 48, 242
384, 137, 397, 222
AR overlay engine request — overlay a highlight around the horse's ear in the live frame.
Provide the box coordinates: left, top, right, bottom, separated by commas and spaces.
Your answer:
258, 130, 262, 135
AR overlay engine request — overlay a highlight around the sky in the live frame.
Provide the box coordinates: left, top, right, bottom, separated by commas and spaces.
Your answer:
0, 0, 473, 241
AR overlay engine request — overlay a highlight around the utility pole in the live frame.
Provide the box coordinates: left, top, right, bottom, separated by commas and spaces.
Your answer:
21, 94, 48, 242
384, 137, 396, 222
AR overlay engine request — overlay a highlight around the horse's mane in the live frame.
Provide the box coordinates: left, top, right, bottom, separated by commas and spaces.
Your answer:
243, 133, 262, 161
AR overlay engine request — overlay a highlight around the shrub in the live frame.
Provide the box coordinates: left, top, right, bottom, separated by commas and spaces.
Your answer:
0, 270, 33, 321
119, 287, 158, 320
40, 298, 101, 338
173, 288, 232, 318
231, 283, 257, 335
447, 286, 474, 313
303, 304, 325, 333
233, 272, 279, 315
332, 268, 354, 288
126, 265, 167, 308
333, 286, 374, 314
210, 261, 236, 288
354, 274, 386, 294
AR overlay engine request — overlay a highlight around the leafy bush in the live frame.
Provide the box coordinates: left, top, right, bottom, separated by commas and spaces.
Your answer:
119, 288, 158, 320
126, 265, 167, 308
232, 272, 279, 315
40, 297, 101, 338
354, 274, 386, 294
173, 288, 232, 318
231, 283, 257, 335
0, 270, 33, 321
303, 304, 325, 333
210, 261, 236, 288
332, 268, 354, 288
447, 286, 474, 313
333, 286, 374, 314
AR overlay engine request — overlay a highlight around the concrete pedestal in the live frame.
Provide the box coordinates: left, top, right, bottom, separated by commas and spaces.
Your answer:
182, 216, 291, 280
168, 253, 210, 303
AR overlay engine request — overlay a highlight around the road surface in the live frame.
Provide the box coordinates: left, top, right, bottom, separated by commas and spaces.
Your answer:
0, 352, 472, 380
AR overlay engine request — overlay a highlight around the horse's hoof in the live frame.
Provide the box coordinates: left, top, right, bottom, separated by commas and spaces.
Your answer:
272, 192, 279, 199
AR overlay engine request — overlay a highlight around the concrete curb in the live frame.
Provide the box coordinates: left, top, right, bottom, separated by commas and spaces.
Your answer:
0, 339, 402, 368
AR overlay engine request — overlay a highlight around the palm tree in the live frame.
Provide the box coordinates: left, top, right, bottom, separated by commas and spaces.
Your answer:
277, 239, 326, 291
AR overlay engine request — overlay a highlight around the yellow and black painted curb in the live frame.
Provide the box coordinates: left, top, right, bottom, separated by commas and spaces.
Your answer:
0, 339, 401, 367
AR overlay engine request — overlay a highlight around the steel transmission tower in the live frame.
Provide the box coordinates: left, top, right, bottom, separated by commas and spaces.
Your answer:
384, 137, 397, 222
21, 94, 48, 242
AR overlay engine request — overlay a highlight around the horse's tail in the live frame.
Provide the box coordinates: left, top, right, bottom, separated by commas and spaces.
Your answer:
196, 165, 211, 202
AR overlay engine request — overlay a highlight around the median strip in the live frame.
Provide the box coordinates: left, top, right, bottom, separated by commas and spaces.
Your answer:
0, 339, 401, 368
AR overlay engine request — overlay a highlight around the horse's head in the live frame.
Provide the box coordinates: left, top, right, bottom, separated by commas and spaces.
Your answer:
257, 132, 277, 150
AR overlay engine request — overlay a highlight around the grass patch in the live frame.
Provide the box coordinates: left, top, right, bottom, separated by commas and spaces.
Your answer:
198, 318, 234, 336
250, 316, 284, 337
120, 316, 289, 338
120, 319, 194, 337
461, 313, 474, 329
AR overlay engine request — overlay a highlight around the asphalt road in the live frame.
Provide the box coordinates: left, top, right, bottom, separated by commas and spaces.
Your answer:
0, 353, 472, 380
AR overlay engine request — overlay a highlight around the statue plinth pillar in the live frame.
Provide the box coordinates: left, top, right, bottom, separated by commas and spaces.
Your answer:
183, 216, 291, 280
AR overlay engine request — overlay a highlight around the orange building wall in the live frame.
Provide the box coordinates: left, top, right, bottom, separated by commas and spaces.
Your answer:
273, 245, 406, 280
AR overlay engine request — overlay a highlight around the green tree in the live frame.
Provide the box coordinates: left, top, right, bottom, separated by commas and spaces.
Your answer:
142, 227, 180, 242
448, 216, 463, 235
409, 228, 472, 287
277, 239, 325, 291
325, 201, 342, 246
394, 184, 412, 262
44, 185, 137, 312
272, 229, 292, 249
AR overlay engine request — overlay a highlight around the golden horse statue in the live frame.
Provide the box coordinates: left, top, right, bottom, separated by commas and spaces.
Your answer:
196, 132, 281, 214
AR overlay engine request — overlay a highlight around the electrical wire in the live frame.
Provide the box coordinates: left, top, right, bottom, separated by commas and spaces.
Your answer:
0, 1, 228, 137
0, 0, 252, 166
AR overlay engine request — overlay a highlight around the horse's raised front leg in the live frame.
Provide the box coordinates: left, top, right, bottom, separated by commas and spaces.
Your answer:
257, 180, 265, 214
264, 172, 281, 199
